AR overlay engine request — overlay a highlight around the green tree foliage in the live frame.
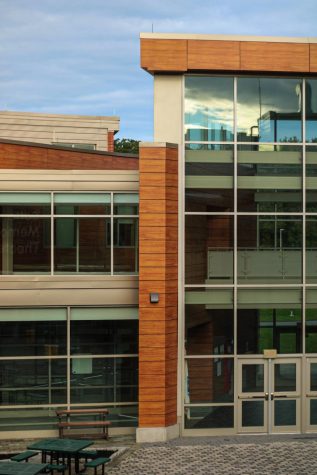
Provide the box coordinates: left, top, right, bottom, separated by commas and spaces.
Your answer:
114, 138, 139, 154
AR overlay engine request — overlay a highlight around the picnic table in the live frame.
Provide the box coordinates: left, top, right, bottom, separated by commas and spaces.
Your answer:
0, 462, 48, 475
27, 438, 94, 474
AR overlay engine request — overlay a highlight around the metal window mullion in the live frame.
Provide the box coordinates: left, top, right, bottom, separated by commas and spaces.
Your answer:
268, 359, 272, 433
0, 355, 67, 361
135, 217, 138, 273
303, 78, 306, 358
114, 357, 117, 404
274, 215, 277, 250
185, 283, 304, 288
185, 212, 304, 216
0, 214, 51, 218
0, 404, 69, 410
181, 74, 187, 435
111, 192, 114, 275
67, 306, 71, 409
52, 214, 111, 218
233, 75, 238, 350
184, 141, 234, 145
184, 403, 234, 407
184, 141, 300, 146
69, 354, 138, 359
233, 76, 238, 434
51, 192, 54, 276
76, 219, 79, 273
185, 355, 235, 359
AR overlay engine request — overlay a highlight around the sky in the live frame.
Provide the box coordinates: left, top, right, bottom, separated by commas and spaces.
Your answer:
0, 0, 317, 142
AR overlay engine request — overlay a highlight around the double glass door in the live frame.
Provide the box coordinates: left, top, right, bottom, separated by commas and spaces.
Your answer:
238, 358, 301, 433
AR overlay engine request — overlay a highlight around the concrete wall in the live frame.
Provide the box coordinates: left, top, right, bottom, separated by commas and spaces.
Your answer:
0, 111, 120, 151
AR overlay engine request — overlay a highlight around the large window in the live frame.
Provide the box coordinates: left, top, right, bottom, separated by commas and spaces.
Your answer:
185, 77, 234, 142
0, 192, 138, 275
184, 74, 317, 433
0, 306, 138, 431
237, 77, 302, 143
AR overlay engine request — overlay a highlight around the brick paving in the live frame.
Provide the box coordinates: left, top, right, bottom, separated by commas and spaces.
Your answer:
2, 434, 317, 474
106, 435, 317, 475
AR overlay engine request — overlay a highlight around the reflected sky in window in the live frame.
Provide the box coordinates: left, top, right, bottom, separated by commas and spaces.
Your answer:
306, 80, 317, 143
185, 76, 234, 142
237, 77, 302, 142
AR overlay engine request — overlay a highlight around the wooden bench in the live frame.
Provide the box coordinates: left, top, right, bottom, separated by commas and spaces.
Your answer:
56, 409, 110, 439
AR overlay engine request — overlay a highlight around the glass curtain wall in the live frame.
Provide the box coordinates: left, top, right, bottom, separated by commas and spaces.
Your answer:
0, 307, 138, 431
184, 75, 317, 432
0, 192, 139, 275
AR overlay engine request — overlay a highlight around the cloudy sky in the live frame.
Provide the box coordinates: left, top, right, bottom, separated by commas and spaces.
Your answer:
0, 0, 316, 141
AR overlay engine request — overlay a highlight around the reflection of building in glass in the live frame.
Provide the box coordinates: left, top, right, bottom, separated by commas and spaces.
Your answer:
185, 126, 234, 142
257, 111, 302, 142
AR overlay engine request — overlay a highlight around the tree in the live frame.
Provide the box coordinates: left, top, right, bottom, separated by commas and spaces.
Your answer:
114, 138, 140, 154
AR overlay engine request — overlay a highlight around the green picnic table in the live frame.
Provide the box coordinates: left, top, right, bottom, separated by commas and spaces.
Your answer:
0, 461, 48, 475
27, 439, 94, 474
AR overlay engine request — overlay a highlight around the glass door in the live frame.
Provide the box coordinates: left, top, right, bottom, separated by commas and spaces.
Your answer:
272, 358, 300, 433
238, 358, 301, 433
306, 358, 317, 431
238, 359, 268, 433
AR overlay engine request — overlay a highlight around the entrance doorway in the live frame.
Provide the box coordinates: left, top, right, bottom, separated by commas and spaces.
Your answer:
238, 358, 301, 433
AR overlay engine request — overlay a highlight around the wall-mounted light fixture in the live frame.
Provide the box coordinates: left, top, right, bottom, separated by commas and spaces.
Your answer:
150, 292, 160, 304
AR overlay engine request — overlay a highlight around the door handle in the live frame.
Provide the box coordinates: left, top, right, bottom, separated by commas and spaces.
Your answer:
270, 393, 274, 401
238, 395, 266, 399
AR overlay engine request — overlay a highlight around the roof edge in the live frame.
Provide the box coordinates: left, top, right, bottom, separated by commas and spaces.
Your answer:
140, 32, 317, 43
0, 138, 138, 158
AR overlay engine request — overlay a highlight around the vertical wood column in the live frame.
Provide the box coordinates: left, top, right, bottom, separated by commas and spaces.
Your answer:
138, 142, 179, 441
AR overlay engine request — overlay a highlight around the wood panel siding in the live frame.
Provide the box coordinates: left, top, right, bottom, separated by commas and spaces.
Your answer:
310, 44, 317, 72
139, 143, 178, 428
188, 40, 240, 70
141, 39, 187, 72
0, 141, 138, 170
141, 36, 316, 74
240, 41, 310, 72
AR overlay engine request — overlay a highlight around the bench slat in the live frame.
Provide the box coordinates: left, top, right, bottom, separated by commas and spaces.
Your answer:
56, 409, 108, 415
58, 421, 110, 427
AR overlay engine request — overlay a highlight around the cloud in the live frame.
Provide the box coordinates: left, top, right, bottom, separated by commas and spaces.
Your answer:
0, 0, 316, 139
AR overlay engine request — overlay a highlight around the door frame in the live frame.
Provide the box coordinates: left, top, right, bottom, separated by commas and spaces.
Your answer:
238, 357, 301, 434
305, 357, 317, 432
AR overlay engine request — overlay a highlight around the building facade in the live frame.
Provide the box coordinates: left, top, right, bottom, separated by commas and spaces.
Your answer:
0, 140, 139, 438
1, 34, 317, 441
0, 111, 120, 151
138, 33, 317, 440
